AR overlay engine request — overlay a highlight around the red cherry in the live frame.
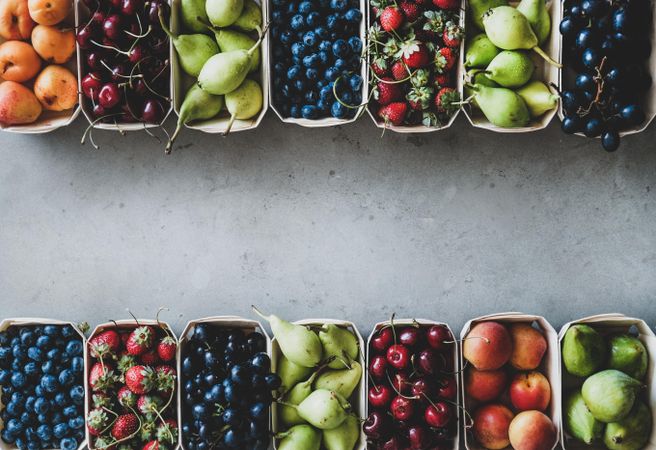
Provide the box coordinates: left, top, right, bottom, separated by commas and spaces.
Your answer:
408, 425, 430, 449
76, 25, 95, 49
386, 344, 410, 370
92, 103, 106, 118
425, 401, 451, 428
369, 385, 393, 408
417, 349, 445, 375
363, 411, 389, 439
427, 325, 453, 351
411, 377, 434, 398
103, 14, 123, 41
121, 0, 143, 15
369, 355, 388, 380
390, 395, 414, 421
81, 73, 102, 101
436, 376, 457, 400
142, 99, 165, 123
390, 372, 410, 395
91, 11, 105, 25
398, 327, 421, 347
128, 45, 146, 64
85, 52, 102, 70
381, 436, 405, 450
98, 83, 121, 109
371, 327, 393, 353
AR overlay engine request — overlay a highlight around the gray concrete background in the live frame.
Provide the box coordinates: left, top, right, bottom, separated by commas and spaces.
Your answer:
0, 114, 654, 336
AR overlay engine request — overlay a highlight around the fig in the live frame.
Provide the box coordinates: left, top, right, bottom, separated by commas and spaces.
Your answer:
582, 370, 643, 423
608, 335, 649, 381
603, 401, 652, 450
562, 324, 606, 377
564, 390, 604, 445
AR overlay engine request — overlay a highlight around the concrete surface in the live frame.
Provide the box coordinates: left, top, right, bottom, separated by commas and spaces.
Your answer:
0, 113, 654, 336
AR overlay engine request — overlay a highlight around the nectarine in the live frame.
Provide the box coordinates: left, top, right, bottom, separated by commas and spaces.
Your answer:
508, 410, 557, 450
33, 64, 77, 111
465, 367, 508, 403
472, 404, 514, 450
0, 0, 35, 40
463, 321, 513, 370
0, 80, 42, 124
509, 371, 551, 411
28, 0, 70, 26
31, 25, 74, 63
509, 323, 547, 370
0, 40, 41, 82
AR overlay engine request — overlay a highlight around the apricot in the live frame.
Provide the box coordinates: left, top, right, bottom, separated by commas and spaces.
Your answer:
33, 64, 77, 111
0, 0, 35, 40
0, 80, 42, 125
31, 24, 74, 63
0, 40, 41, 82
28, 0, 70, 26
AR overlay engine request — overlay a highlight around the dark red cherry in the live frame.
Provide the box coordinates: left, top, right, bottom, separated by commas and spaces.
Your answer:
98, 83, 121, 109
142, 99, 165, 123
81, 73, 102, 100
371, 327, 393, 353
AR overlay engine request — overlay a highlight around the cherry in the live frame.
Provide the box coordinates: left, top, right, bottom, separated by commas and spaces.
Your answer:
103, 14, 123, 41
81, 73, 103, 100
390, 372, 410, 395
369, 355, 388, 380
147, 0, 170, 25
142, 99, 165, 123
131, 78, 148, 96
91, 11, 105, 26
86, 51, 102, 70
98, 83, 121, 109
436, 376, 457, 400
363, 411, 389, 440
417, 349, 445, 375
408, 425, 430, 449
381, 436, 405, 450
369, 385, 393, 408
371, 327, 393, 353
398, 327, 421, 347
121, 0, 143, 15
128, 45, 146, 64
148, 30, 170, 55
109, 0, 122, 8
427, 325, 453, 351
386, 344, 410, 370
424, 402, 451, 428
390, 395, 414, 421
411, 377, 434, 398
109, 63, 128, 81
76, 26, 95, 49
92, 103, 107, 118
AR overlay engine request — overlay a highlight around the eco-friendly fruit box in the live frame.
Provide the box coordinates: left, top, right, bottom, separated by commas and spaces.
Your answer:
176, 316, 272, 450
84, 319, 179, 450
365, 318, 461, 450
460, 312, 561, 450
270, 318, 366, 450
559, 314, 656, 450
0, 2, 80, 134
461, 0, 562, 133
0, 318, 87, 450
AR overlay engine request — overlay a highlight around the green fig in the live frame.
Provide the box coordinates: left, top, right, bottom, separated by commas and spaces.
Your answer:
223, 79, 263, 135
604, 401, 652, 450
582, 370, 643, 423
469, 84, 530, 127
167, 83, 223, 152
180, 0, 209, 33
516, 0, 551, 45
323, 415, 360, 450
564, 390, 605, 445
284, 389, 350, 430
206, 0, 244, 27
481, 50, 535, 87
608, 335, 649, 381
314, 361, 362, 399
562, 324, 606, 377
280, 370, 321, 426
233, 0, 262, 32
465, 33, 500, 68
277, 424, 321, 450
516, 80, 558, 117
319, 324, 359, 369
160, 13, 218, 77
482, 6, 561, 67
208, 28, 260, 72
278, 354, 313, 393
253, 307, 323, 368
468, 0, 508, 30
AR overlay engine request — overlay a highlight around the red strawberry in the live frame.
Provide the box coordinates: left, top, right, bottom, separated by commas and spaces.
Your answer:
93, 437, 115, 450
434, 87, 460, 114
157, 419, 178, 445
86, 407, 109, 436
380, 6, 404, 32
120, 332, 131, 347
117, 352, 137, 374
433, 72, 452, 88
118, 385, 137, 408
155, 365, 176, 394
376, 77, 404, 106
434, 47, 456, 73
378, 102, 409, 126
89, 330, 120, 359
391, 61, 409, 81
142, 441, 160, 450
433, 0, 459, 10
443, 21, 462, 47
407, 86, 434, 111
92, 392, 114, 409
371, 59, 390, 77
400, 40, 431, 68
156, 336, 176, 362
125, 365, 155, 394
137, 394, 164, 415
89, 362, 115, 392
111, 414, 139, 440
400, 1, 421, 22
126, 326, 155, 356
141, 350, 160, 366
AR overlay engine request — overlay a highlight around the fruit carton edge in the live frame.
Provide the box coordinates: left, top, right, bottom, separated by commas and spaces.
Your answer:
366, 318, 461, 450
0, 317, 87, 450
170, 1, 270, 134
558, 313, 656, 450
270, 318, 366, 450
460, 312, 562, 450
365, 0, 465, 133
75, 1, 175, 131
84, 319, 180, 450
176, 316, 272, 450
461, 1, 561, 133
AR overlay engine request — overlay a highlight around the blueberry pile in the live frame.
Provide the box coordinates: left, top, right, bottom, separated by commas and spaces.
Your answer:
180, 325, 280, 450
0, 324, 85, 450
270, 0, 365, 120
559, 0, 653, 151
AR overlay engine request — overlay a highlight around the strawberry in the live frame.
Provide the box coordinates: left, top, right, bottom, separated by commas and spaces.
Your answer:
142, 441, 160, 450
118, 385, 137, 408
422, 10, 447, 38
140, 420, 157, 442
141, 350, 159, 366
433, 0, 459, 10
407, 86, 434, 110
400, 1, 421, 22
117, 352, 137, 374
125, 365, 155, 394
391, 61, 409, 81
410, 68, 430, 87
156, 336, 176, 362
155, 365, 176, 395
126, 326, 155, 356
111, 414, 139, 440
375, 77, 404, 106
92, 392, 114, 409
380, 6, 404, 32
137, 394, 164, 415
89, 330, 120, 359
156, 419, 178, 445
434, 87, 460, 115
378, 102, 409, 126
89, 362, 116, 392
433, 47, 456, 73
433, 72, 452, 88
399, 38, 431, 68
120, 332, 131, 347
87, 407, 109, 436
94, 436, 115, 450
443, 21, 462, 47
371, 59, 390, 77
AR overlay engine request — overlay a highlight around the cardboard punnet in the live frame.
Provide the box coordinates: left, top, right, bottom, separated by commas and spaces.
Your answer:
461, 312, 561, 450
0, 6, 81, 134
366, 318, 461, 450
559, 313, 656, 450
462, 1, 561, 132
85, 319, 180, 450
0, 318, 86, 450
176, 316, 272, 450
171, 1, 269, 134
271, 318, 366, 450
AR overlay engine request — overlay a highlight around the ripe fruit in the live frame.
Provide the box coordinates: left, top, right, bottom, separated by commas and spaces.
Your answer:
89, 330, 121, 358
509, 323, 547, 370
125, 365, 155, 394
425, 401, 451, 427
111, 414, 139, 440
433, 0, 459, 10
380, 6, 404, 32
400, 41, 431, 68
156, 336, 177, 361
508, 410, 557, 450
28, 0, 70, 25
463, 321, 513, 370
376, 78, 404, 105
369, 384, 393, 408
371, 328, 393, 353
0, 40, 41, 82
472, 404, 515, 450
377, 101, 408, 126
465, 367, 508, 403
33, 65, 78, 111
509, 371, 551, 412
127, 326, 155, 355
427, 325, 453, 351
30, 25, 75, 63
390, 395, 414, 421
387, 344, 410, 370
369, 355, 388, 379
0, 0, 35, 40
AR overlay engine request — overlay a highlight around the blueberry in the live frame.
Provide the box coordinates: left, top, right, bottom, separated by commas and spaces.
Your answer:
65, 341, 82, 357
70, 357, 83, 373
12, 345, 26, 361
11, 391, 24, 404
20, 331, 36, 347
344, 8, 362, 21
222, 408, 240, 426
332, 39, 349, 57
52, 424, 68, 439
46, 349, 61, 361
298, 0, 313, 13
67, 417, 84, 430
11, 372, 26, 388
290, 14, 305, 30
306, 12, 321, 27
326, 13, 340, 29
325, 67, 339, 81
192, 404, 208, 420
60, 437, 77, 450
34, 398, 50, 414
62, 405, 77, 418
280, 30, 294, 45
43, 326, 59, 337
0, 346, 11, 361
41, 361, 55, 374
293, 79, 306, 92
58, 370, 75, 387
40, 374, 58, 392
35, 336, 51, 350
223, 429, 241, 448
36, 424, 52, 441
15, 438, 26, 450
291, 42, 307, 58
2, 430, 16, 444
37, 413, 49, 423
0, 369, 9, 384
348, 36, 362, 54
330, 0, 348, 10
182, 356, 193, 375
303, 31, 317, 47
287, 65, 302, 80
54, 393, 67, 406
303, 54, 320, 67
318, 50, 330, 65
306, 68, 319, 80
290, 104, 302, 118
61, 326, 76, 338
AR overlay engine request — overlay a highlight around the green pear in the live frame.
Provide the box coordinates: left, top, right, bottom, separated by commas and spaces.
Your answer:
470, 84, 530, 127
482, 6, 560, 67
516, 80, 558, 117
233, 0, 262, 32
319, 324, 359, 369
209, 28, 260, 73
253, 306, 323, 368
160, 13, 218, 77
323, 415, 360, 450
482, 50, 534, 87
223, 79, 263, 135
206, 0, 244, 27
604, 401, 652, 450
468, 0, 508, 30
467, 69, 498, 87
277, 424, 321, 450
180, 0, 209, 33
582, 370, 643, 423
465, 33, 500, 68
562, 324, 606, 377
516, 0, 551, 45
278, 354, 313, 393
564, 390, 604, 445
314, 361, 362, 399
608, 335, 649, 381
168, 83, 223, 152
279, 370, 321, 426
292, 389, 350, 430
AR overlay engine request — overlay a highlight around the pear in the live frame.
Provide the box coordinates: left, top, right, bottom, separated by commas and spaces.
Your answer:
180, 0, 210, 33
465, 33, 500, 68
562, 324, 606, 377
167, 84, 223, 152
482, 50, 534, 87
482, 6, 561, 67
604, 401, 652, 450
323, 415, 360, 450
608, 335, 649, 381
283, 389, 350, 430
277, 424, 321, 450
252, 306, 323, 368
314, 361, 362, 399
223, 79, 263, 135
319, 324, 359, 369
209, 28, 260, 72
233, 0, 262, 32
206, 0, 244, 27
582, 370, 643, 423
160, 12, 218, 77
564, 390, 604, 445
516, 0, 551, 45
467, 70, 498, 87
278, 354, 313, 393
469, 84, 530, 128
469, 0, 508, 30
279, 370, 321, 426
516, 80, 558, 117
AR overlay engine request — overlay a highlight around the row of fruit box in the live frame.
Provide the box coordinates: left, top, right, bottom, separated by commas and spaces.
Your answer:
0, 313, 654, 450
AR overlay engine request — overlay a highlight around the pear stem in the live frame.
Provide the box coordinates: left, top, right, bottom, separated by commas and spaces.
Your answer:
251, 305, 269, 322
222, 113, 236, 137
248, 21, 270, 56
532, 46, 562, 68
159, 10, 176, 40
